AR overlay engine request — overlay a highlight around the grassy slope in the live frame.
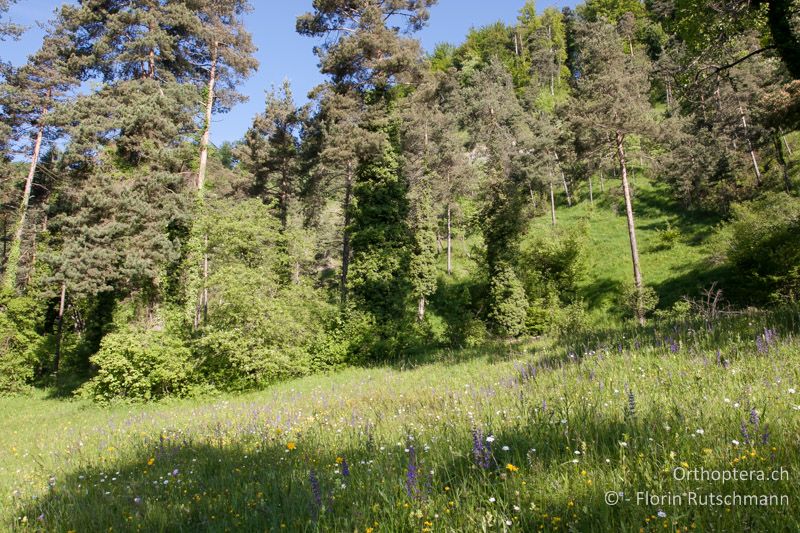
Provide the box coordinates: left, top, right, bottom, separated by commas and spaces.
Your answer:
4, 159, 800, 531
526, 174, 722, 323
3, 311, 799, 532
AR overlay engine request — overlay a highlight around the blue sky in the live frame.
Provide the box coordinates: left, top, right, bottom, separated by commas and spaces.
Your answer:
4, 0, 575, 144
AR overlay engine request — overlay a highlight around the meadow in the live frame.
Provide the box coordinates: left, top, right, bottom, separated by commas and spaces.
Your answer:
3, 308, 799, 532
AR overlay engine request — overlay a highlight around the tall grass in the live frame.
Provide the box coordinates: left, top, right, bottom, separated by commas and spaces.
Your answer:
3, 308, 799, 531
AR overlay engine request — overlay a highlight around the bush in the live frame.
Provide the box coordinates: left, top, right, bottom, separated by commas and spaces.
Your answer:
652, 222, 682, 251
488, 265, 528, 337
724, 193, 800, 303
0, 292, 43, 394
519, 226, 587, 301
79, 329, 194, 402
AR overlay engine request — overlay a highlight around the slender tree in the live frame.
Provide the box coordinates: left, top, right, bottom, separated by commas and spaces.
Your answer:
570, 20, 655, 325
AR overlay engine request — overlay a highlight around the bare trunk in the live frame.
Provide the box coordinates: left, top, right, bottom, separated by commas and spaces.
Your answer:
202, 234, 208, 322
53, 281, 66, 377
588, 174, 594, 206
197, 41, 218, 192
553, 152, 571, 207
780, 129, 793, 155
340, 164, 353, 306
737, 99, 761, 186
666, 78, 673, 112
4, 100, 48, 292
775, 131, 793, 192
616, 131, 645, 326
549, 180, 557, 226
446, 203, 452, 275
417, 296, 426, 321
600, 171, 605, 192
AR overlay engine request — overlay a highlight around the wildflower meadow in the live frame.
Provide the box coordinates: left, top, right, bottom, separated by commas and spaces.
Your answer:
2, 309, 799, 531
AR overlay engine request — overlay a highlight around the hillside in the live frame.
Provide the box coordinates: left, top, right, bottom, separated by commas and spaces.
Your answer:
3, 309, 798, 531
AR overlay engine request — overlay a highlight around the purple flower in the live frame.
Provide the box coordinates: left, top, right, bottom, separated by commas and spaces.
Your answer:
406, 445, 419, 498
309, 470, 322, 509
471, 428, 492, 470
341, 457, 350, 478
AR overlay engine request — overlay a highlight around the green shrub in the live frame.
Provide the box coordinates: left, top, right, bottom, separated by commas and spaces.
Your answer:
488, 265, 528, 337
0, 292, 43, 394
652, 222, 682, 251
79, 329, 194, 402
724, 193, 800, 302
519, 225, 587, 302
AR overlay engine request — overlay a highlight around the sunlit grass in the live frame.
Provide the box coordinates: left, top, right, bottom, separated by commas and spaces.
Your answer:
3, 310, 799, 531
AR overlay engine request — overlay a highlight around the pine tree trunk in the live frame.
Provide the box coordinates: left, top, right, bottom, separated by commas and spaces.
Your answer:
780, 129, 793, 155
554, 152, 571, 206
446, 203, 452, 275
549, 181, 557, 226
53, 281, 66, 377
737, 99, 762, 186
202, 234, 208, 322
197, 41, 218, 192
775, 131, 793, 192
616, 131, 645, 326
340, 164, 353, 306
4, 102, 47, 292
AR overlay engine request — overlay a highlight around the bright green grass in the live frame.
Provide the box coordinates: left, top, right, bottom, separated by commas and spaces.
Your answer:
3, 311, 799, 532
526, 174, 721, 322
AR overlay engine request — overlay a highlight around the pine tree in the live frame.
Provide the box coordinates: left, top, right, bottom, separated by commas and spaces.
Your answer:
0, 16, 77, 291
570, 20, 656, 325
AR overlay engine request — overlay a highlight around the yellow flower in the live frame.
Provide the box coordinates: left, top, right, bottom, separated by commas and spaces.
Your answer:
147, 457, 155, 466
286, 442, 296, 451
506, 463, 519, 472
366, 529, 374, 533
336, 456, 344, 464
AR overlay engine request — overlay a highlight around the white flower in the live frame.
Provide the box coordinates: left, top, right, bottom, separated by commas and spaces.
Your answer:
789, 388, 796, 394
574, 450, 581, 455
502, 446, 510, 451
506, 520, 513, 525
619, 441, 628, 448
732, 440, 740, 446
696, 428, 705, 435
489, 497, 496, 503
657, 510, 667, 518
486, 435, 496, 443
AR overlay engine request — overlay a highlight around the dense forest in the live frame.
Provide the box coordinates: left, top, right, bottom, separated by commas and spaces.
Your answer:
0, 0, 798, 400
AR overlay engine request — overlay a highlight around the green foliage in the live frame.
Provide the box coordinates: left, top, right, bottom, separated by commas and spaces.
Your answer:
488, 264, 529, 337
519, 225, 587, 301
724, 193, 800, 302
78, 328, 194, 402
0, 292, 43, 394
652, 222, 682, 251
620, 282, 659, 322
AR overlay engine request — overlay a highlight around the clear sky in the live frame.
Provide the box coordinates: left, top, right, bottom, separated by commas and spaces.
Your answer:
4, 0, 576, 144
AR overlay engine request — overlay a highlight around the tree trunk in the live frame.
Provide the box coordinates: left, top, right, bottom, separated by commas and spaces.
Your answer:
780, 129, 793, 155
4, 100, 48, 292
616, 131, 645, 326
202, 234, 209, 322
553, 152, 571, 206
446, 203, 452, 275
340, 164, 353, 306
197, 41, 218, 192
588, 174, 594, 206
417, 295, 426, 321
600, 171, 605, 192
736, 98, 762, 186
774, 131, 793, 192
53, 281, 66, 378
549, 180, 557, 226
